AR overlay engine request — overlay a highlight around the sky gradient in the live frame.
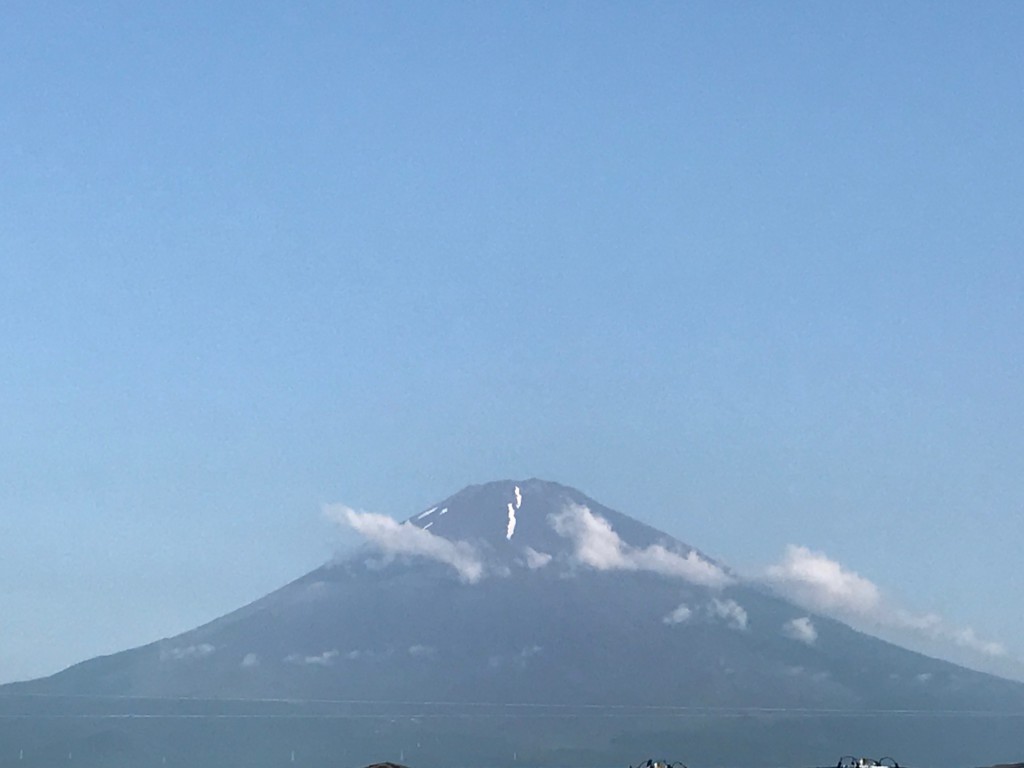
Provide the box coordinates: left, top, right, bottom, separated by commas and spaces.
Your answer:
2, 2, 1022, 684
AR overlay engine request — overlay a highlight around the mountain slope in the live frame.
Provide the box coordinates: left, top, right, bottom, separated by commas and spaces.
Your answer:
3, 479, 1023, 768
9, 479, 1024, 711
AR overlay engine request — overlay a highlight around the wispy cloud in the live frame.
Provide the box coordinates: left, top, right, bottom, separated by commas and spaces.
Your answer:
663, 603, 693, 625
408, 644, 436, 658
766, 545, 880, 614
324, 504, 485, 583
782, 617, 818, 645
710, 598, 748, 630
765, 544, 1011, 668
286, 650, 339, 667
522, 547, 553, 570
948, 626, 1007, 658
160, 643, 215, 662
549, 504, 732, 588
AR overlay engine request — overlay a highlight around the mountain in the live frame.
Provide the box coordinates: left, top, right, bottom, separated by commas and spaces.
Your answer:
2, 479, 1022, 768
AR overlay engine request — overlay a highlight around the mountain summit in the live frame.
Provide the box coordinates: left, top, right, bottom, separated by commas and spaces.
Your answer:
332, 478, 731, 587
4, 480, 1024, 767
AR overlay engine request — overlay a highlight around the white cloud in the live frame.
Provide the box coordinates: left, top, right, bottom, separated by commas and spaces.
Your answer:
161, 643, 215, 662
325, 504, 485, 584
950, 627, 1007, 658
548, 504, 732, 588
523, 547, 552, 570
766, 545, 881, 614
891, 609, 943, 633
765, 544, 1013, 673
782, 617, 818, 645
286, 650, 339, 667
710, 598, 748, 630
408, 644, 436, 658
550, 504, 630, 569
663, 603, 693, 625
240, 652, 260, 668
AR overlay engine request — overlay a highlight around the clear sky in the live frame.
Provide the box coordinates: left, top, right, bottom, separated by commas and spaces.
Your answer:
1, 2, 1022, 684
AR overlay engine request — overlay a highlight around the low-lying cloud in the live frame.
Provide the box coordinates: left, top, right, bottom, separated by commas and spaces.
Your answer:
948, 626, 1007, 658
710, 598, 748, 631
286, 650, 339, 667
523, 547, 553, 570
767, 545, 880, 615
325, 504, 485, 583
241, 652, 260, 668
766, 544, 1011, 668
663, 603, 693, 625
161, 643, 215, 662
782, 617, 818, 645
549, 504, 732, 588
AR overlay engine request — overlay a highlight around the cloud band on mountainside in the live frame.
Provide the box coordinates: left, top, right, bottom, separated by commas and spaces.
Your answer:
324, 504, 485, 583
766, 545, 881, 615
766, 544, 1008, 661
548, 504, 732, 588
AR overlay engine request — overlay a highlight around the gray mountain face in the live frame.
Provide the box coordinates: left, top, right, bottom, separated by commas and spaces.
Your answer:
3, 480, 1023, 767
10, 479, 1024, 712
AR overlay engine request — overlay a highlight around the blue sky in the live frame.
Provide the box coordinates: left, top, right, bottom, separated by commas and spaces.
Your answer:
1, 2, 1022, 683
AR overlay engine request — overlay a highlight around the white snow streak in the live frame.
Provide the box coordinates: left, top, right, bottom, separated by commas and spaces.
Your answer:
514, 486, 522, 509
506, 502, 517, 540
